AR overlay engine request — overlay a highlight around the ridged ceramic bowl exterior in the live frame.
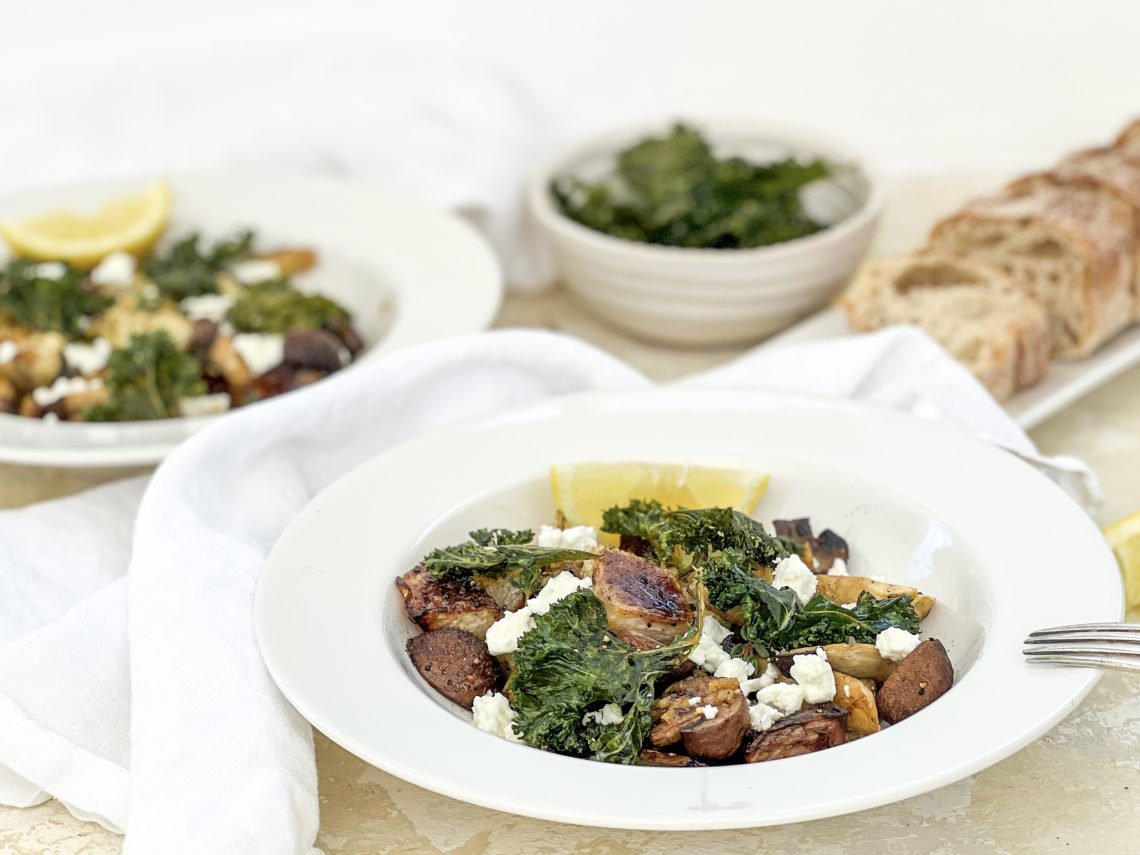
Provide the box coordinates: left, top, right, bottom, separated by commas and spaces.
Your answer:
529, 121, 884, 346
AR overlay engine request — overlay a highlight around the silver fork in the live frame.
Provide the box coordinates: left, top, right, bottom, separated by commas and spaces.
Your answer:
1023, 622, 1140, 672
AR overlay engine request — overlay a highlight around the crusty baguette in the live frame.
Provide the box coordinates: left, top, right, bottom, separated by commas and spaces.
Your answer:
838, 252, 1049, 401
928, 183, 1135, 359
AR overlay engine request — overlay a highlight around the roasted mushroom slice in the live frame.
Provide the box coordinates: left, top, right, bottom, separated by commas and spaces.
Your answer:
774, 643, 897, 683
773, 518, 849, 572
636, 749, 706, 768
876, 639, 954, 723
593, 549, 693, 644
832, 671, 879, 736
651, 676, 748, 760
283, 328, 349, 372
816, 575, 936, 619
396, 565, 503, 639
744, 705, 848, 762
618, 534, 654, 559
406, 628, 501, 709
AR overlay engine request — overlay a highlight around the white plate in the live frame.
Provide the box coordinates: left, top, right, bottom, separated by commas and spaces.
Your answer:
764, 307, 1140, 429
0, 172, 502, 467
254, 388, 1122, 830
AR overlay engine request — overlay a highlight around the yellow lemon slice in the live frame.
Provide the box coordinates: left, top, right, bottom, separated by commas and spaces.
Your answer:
550, 462, 769, 543
1, 181, 173, 270
1104, 510, 1140, 610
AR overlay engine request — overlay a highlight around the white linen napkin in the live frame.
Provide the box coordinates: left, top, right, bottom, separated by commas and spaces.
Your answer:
0, 327, 1100, 853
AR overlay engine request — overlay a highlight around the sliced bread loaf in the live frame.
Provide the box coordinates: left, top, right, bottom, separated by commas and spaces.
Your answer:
838, 252, 1049, 401
928, 183, 1135, 359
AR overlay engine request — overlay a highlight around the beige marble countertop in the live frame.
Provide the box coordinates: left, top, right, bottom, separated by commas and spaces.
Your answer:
2, 176, 1140, 854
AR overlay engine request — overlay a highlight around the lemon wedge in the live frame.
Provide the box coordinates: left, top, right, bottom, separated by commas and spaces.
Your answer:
550, 462, 769, 543
1104, 510, 1140, 610
1, 182, 173, 269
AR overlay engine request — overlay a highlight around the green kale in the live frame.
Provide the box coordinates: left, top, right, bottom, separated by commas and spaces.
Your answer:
701, 551, 920, 655
421, 530, 594, 596
600, 499, 672, 559
225, 280, 350, 334
0, 260, 113, 336
143, 229, 255, 300
507, 589, 699, 763
86, 331, 205, 421
553, 124, 829, 250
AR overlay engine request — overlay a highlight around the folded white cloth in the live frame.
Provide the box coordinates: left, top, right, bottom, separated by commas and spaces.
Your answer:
0, 327, 1099, 853
0, 34, 556, 291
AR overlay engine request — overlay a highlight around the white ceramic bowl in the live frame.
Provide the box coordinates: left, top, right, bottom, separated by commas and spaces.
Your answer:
528, 121, 884, 347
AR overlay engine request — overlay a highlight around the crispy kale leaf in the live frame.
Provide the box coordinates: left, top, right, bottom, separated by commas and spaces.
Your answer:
225, 280, 351, 334
86, 331, 205, 421
507, 589, 699, 763
143, 230, 255, 300
702, 551, 919, 655
422, 529, 593, 596
0, 260, 113, 336
553, 124, 829, 250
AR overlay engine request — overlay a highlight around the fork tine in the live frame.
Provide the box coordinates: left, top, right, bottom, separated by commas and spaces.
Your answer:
1024, 632, 1140, 645
1027, 622, 1140, 637
1024, 643, 1140, 658
1023, 653, 1140, 673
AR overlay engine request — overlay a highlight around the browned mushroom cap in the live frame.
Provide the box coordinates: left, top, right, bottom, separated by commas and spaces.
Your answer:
405, 627, 501, 709
636, 749, 707, 768
773, 518, 849, 572
284, 328, 349, 372
651, 676, 747, 761
876, 639, 954, 723
744, 705, 848, 763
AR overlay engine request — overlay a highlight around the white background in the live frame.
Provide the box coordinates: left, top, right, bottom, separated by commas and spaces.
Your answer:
5, 0, 1138, 175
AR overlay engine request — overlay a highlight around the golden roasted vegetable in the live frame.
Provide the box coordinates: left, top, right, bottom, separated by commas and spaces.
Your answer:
816, 575, 935, 619
832, 671, 879, 736
776, 643, 897, 683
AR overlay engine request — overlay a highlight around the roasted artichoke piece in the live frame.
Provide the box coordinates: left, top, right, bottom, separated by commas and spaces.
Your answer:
816, 575, 935, 618
593, 548, 693, 644
832, 671, 879, 736
396, 565, 503, 640
774, 643, 897, 683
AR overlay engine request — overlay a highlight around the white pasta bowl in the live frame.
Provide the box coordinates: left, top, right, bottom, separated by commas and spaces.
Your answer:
528, 120, 883, 347
255, 387, 1121, 830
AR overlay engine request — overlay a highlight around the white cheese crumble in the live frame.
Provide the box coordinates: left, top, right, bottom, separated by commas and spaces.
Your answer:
740, 662, 782, 696
772, 554, 818, 604
89, 251, 136, 287
532, 524, 599, 552
700, 705, 719, 720
0, 341, 17, 365
688, 696, 702, 706
63, 338, 112, 375
876, 627, 922, 662
31, 262, 66, 280
687, 616, 733, 672
485, 570, 592, 655
181, 293, 235, 323
582, 703, 624, 726
714, 656, 755, 692
232, 333, 285, 376
472, 692, 521, 742
754, 682, 805, 714
843, 684, 851, 698
748, 702, 784, 732
828, 557, 849, 576
790, 647, 836, 703
178, 392, 232, 418
230, 258, 282, 284
31, 376, 103, 408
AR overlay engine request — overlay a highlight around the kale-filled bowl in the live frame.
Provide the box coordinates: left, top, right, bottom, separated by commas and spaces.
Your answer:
0, 173, 502, 466
528, 121, 883, 346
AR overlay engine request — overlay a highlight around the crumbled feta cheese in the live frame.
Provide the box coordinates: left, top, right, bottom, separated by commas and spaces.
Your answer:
485, 606, 536, 656
700, 705, 719, 720
843, 684, 851, 698
688, 696, 702, 706
232, 333, 284, 375
790, 647, 836, 703
527, 570, 592, 615
0, 341, 17, 365
181, 293, 235, 323
828, 558, 849, 576
841, 603, 857, 610
32, 262, 66, 280
772, 554, 818, 604
754, 682, 805, 714
748, 702, 784, 732
687, 616, 733, 672
89, 251, 136, 287
62, 338, 112, 375
472, 692, 521, 742
230, 259, 281, 284
31, 376, 103, 408
582, 703, 624, 726
875, 627, 922, 662
76, 315, 92, 332
178, 393, 232, 418
740, 662, 782, 696
714, 656, 756, 691
532, 524, 599, 552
